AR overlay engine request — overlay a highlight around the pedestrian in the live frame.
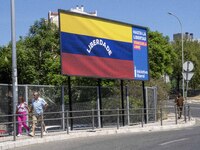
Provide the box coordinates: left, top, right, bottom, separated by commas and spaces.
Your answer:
16, 96, 30, 137
29, 92, 48, 137
175, 93, 184, 119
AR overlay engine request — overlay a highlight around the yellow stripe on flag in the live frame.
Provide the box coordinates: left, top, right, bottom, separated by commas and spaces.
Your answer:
60, 13, 132, 43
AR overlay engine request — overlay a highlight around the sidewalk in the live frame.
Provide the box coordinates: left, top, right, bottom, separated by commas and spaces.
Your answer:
0, 116, 196, 150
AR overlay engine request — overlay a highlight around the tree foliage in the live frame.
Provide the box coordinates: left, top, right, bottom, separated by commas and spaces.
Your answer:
0, 46, 12, 83
148, 31, 176, 79
0, 18, 67, 85
23, 18, 66, 85
171, 39, 200, 90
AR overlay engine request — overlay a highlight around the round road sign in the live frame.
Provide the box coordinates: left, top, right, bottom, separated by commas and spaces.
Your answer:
183, 61, 194, 72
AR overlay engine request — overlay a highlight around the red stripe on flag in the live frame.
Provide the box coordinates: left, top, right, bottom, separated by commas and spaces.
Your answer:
61, 53, 134, 79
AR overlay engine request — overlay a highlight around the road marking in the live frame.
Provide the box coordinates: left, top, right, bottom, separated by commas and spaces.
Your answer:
159, 138, 188, 146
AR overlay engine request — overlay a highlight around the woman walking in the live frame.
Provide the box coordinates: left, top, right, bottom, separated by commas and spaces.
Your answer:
16, 96, 30, 136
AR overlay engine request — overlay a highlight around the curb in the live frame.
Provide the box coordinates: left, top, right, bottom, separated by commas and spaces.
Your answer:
0, 119, 196, 150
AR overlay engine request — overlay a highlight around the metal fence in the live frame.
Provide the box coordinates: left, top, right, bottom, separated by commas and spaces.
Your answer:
0, 84, 158, 139
0, 106, 191, 143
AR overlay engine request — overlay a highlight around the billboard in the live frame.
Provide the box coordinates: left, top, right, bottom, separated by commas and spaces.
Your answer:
133, 27, 149, 80
59, 10, 149, 81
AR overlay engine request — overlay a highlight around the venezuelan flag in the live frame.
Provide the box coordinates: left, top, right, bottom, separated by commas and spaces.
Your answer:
59, 11, 134, 79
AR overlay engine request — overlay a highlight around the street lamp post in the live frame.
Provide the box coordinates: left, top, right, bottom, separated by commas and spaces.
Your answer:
168, 12, 184, 98
11, 0, 18, 141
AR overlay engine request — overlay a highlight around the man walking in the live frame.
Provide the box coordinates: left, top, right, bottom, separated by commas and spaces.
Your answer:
29, 92, 48, 137
175, 93, 184, 119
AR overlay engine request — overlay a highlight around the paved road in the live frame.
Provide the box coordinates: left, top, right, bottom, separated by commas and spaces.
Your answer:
167, 99, 200, 118
12, 125, 200, 150
189, 103, 200, 118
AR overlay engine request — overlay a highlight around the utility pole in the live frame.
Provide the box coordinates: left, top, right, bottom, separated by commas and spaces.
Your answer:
11, 0, 18, 141
168, 12, 184, 98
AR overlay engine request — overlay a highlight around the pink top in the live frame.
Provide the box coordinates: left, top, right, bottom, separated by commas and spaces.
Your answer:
17, 102, 28, 113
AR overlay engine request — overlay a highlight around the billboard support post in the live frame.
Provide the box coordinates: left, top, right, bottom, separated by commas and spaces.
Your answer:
68, 76, 73, 130
142, 81, 147, 124
97, 79, 103, 128
120, 80, 125, 126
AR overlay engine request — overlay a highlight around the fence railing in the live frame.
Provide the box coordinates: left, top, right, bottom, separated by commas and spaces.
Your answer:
0, 105, 191, 143
0, 84, 158, 126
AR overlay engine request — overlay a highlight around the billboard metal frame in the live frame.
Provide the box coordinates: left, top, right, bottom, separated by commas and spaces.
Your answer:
59, 9, 149, 81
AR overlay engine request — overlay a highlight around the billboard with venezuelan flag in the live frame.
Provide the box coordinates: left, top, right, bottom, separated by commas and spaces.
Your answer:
59, 10, 149, 81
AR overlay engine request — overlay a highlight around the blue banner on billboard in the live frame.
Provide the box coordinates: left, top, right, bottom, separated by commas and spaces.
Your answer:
132, 27, 149, 80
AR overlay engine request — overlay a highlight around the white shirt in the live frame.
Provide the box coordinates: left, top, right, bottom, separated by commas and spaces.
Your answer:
32, 97, 47, 115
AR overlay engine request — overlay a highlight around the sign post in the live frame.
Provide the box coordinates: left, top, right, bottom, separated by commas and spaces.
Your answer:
183, 61, 194, 103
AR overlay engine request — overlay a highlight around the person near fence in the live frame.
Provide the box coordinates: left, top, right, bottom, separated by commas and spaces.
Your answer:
29, 92, 48, 137
16, 96, 30, 137
175, 93, 184, 119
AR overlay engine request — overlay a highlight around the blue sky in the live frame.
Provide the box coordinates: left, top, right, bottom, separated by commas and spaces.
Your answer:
1, 0, 200, 46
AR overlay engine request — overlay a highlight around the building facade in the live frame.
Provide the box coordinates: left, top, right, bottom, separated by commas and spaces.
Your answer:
48, 5, 97, 26
173, 32, 194, 41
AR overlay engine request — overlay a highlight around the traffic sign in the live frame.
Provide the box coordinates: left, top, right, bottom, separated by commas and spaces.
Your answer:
183, 61, 194, 72
183, 72, 194, 81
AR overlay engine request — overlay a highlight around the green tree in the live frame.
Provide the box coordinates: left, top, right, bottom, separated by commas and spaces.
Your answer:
0, 19, 68, 85
0, 45, 12, 83
171, 39, 200, 91
22, 18, 67, 85
148, 31, 177, 79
